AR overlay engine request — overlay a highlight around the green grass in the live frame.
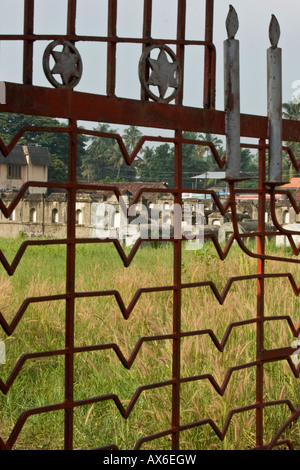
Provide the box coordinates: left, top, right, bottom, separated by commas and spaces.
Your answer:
0, 237, 299, 450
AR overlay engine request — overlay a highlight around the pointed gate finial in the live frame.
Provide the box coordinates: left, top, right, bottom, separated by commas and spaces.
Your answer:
226, 5, 239, 39
269, 14, 280, 47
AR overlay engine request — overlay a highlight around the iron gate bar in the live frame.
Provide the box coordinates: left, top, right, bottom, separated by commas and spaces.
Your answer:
2, 81, 300, 143
107, 0, 117, 98
203, 0, 215, 108
23, 0, 34, 85
0, 0, 299, 450
141, 0, 152, 101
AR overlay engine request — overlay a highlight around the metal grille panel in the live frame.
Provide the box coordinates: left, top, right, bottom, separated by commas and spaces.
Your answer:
0, 0, 299, 450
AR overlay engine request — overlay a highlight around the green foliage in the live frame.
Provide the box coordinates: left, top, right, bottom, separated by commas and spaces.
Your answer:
0, 114, 262, 187
0, 112, 87, 182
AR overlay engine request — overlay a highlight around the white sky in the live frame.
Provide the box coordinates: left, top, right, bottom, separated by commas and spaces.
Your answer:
0, 0, 299, 121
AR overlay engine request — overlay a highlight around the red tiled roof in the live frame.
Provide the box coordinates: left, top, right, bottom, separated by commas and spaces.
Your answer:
77, 181, 168, 195
281, 178, 300, 189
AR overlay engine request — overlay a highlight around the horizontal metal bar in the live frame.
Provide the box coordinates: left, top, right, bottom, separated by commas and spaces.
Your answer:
0, 34, 213, 47
1, 82, 300, 141
262, 347, 297, 362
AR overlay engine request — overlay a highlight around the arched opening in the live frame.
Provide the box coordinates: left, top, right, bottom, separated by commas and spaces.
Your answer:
52, 208, 59, 223
283, 210, 290, 224
163, 215, 171, 224
9, 210, 16, 221
30, 208, 37, 223
212, 219, 221, 226
76, 209, 83, 225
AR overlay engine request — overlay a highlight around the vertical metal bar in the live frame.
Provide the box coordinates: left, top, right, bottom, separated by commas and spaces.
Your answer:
107, 0, 117, 97
23, 0, 34, 85
176, 0, 186, 106
64, 119, 77, 450
203, 0, 216, 108
267, 16, 282, 184
67, 0, 77, 37
172, 129, 183, 450
224, 6, 240, 179
141, 0, 152, 101
256, 138, 266, 448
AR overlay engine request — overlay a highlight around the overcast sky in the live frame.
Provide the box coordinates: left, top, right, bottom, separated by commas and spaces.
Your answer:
0, 0, 299, 124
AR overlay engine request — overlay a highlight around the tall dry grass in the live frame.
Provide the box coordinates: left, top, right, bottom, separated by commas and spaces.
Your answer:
0, 238, 299, 449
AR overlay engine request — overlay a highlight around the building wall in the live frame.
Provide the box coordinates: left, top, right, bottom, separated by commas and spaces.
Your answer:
0, 192, 298, 244
24, 146, 49, 194
0, 163, 27, 192
0, 145, 51, 194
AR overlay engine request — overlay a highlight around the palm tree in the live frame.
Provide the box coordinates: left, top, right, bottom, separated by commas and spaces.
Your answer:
282, 101, 300, 121
81, 123, 119, 181
123, 126, 143, 153
121, 126, 143, 180
107, 143, 124, 178
199, 133, 223, 147
135, 145, 155, 180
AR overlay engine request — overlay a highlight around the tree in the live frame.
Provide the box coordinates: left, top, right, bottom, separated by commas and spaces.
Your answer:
135, 145, 155, 180
81, 124, 142, 182
239, 148, 258, 188
182, 131, 210, 189
138, 143, 174, 186
123, 126, 142, 153
120, 126, 143, 181
0, 112, 87, 182
81, 123, 119, 181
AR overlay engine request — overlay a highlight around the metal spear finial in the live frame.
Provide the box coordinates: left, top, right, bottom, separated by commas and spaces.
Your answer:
226, 5, 239, 39
269, 14, 280, 47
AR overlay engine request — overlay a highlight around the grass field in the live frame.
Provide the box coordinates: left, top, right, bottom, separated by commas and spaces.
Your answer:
0, 236, 299, 450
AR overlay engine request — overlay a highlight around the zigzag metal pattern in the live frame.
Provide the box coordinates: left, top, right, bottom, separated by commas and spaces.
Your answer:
1, 371, 298, 450
2, 184, 300, 279
0, 182, 68, 220
0, 181, 231, 221
0, 125, 299, 451
244, 142, 300, 173
0, 124, 226, 218
265, 402, 300, 450
0, 239, 66, 276
269, 188, 300, 245
0, 232, 236, 276
0, 348, 67, 395
94, 400, 299, 450
0, 293, 66, 335
1, 326, 298, 398
0, 128, 299, 267
1, 272, 299, 337
0, 125, 71, 158
76, 128, 226, 169
176, 400, 298, 449
228, 185, 300, 262
1, 223, 299, 279
283, 146, 300, 172
1, 280, 299, 396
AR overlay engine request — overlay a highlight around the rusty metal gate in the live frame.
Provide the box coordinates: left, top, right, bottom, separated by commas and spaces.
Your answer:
0, 0, 299, 450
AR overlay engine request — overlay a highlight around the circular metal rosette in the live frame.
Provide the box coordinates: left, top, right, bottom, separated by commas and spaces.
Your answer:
139, 45, 182, 103
43, 40, 83, 89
